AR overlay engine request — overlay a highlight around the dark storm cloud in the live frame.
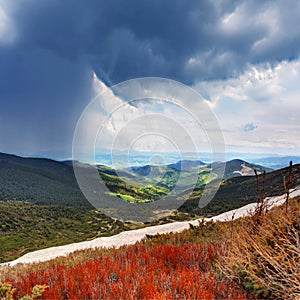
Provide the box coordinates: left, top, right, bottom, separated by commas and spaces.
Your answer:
0, 44, 93, 157
1, 0, 300, 157
4, 0, 300, 84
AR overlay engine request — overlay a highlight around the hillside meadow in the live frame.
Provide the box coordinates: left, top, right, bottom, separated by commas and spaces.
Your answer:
1, 196, 299, 299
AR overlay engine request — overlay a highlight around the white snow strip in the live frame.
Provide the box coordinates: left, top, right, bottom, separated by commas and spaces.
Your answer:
1, 187, 299, 268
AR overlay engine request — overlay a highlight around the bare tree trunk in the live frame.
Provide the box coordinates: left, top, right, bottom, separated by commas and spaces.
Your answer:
284, 161, 293, 213
254, 170, 263, 216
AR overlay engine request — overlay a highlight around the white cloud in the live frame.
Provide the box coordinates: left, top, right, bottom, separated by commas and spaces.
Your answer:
0, 2, 15, 44
75, 75, 224, 159
77, 62, 300, 159
79, 63, 300, 159
91, 63, 300, 157
194, 59, 300, 155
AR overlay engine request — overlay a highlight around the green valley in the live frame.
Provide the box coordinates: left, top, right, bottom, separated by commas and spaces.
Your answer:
1, 152, 298, 263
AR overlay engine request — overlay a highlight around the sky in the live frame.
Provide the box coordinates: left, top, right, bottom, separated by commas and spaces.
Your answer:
1, 0, 300, 161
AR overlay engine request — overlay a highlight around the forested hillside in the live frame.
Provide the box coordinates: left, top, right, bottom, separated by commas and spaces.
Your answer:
0, 152, 298, 262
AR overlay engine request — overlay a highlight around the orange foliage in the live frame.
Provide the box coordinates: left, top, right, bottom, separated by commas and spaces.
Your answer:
3, 243, 246, 299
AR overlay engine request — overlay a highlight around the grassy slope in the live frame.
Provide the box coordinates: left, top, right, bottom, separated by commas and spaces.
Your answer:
179, 163, 300, 216
98, 163, 247, 204
0, 153, 273, 210
2, 197, 298, 299
0, 156, 90, 208
0, 201, 141, 263
1, 153, 295, 264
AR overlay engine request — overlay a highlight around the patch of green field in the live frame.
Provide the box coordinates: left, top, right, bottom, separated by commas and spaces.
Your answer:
98, 165, 219, 204
0, 201, 141, 263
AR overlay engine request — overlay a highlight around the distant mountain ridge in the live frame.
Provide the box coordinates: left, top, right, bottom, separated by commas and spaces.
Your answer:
210, 159, 273, 179
250, 156, 300, 169
179, 162, 300, 216
0, 153, 273, 209
167, 160, 206, 171
129, 159, 271, 178
1, 151, 298, 265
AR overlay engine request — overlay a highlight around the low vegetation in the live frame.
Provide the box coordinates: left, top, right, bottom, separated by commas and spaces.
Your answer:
0, 282, 47, 300
0, 243, 246, 299
219, 196, 300, 299
1, 197, 299, 299
179, 163, 300, 216
0, 201, 140, 263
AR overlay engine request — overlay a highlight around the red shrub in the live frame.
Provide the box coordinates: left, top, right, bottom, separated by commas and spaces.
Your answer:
4, 243, 246, 299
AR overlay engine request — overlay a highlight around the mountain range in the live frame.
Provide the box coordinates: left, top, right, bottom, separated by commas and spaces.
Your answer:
0, 152, 295, 212
0, 152, 299, 262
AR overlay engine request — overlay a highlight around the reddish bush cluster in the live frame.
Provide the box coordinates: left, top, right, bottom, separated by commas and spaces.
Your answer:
3, 243, 246, 299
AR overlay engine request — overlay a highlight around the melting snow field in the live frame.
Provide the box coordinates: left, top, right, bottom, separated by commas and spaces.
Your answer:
1, 187, 300, 267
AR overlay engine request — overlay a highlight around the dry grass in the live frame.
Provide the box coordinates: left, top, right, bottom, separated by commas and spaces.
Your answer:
1, 197, 299, 299
219, 196, 300, 299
